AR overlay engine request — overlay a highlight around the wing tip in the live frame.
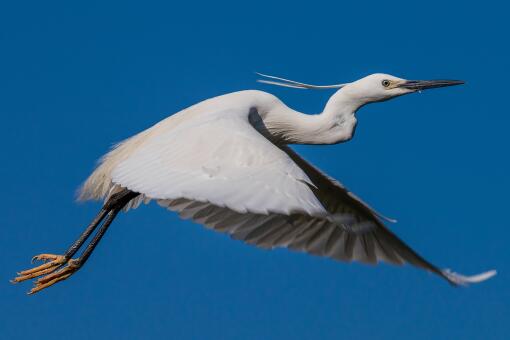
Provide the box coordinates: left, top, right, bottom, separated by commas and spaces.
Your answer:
442, 268, 497, 286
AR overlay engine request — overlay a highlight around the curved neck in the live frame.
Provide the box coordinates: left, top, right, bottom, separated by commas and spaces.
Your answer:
323, 88, 365, 120
261, 89, 364, 145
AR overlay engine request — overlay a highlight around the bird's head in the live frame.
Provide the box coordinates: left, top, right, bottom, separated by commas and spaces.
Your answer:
257, 72, 464, 106
342, 73, 464, 104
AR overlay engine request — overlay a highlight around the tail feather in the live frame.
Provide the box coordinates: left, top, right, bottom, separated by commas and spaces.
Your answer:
442, 268, 497, 286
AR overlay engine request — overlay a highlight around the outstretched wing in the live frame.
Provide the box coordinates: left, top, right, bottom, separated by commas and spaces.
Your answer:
105, 108, 494, 286
111, 110, 328, 218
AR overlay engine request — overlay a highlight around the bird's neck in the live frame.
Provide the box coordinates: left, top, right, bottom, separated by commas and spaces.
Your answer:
261, 90, 363, 145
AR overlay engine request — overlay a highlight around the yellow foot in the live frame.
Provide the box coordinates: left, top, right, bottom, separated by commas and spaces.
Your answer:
28, 259, 80, 295
11, 254, 67, 283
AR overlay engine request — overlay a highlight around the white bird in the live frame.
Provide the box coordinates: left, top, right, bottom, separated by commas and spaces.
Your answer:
13, 73, 496, 294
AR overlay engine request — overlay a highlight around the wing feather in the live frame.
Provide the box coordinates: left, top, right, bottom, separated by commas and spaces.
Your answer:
111, 111, 328, 218
92, 106, 494, 285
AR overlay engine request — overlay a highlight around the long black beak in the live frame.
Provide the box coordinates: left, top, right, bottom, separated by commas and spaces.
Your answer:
399, 79, 465, 91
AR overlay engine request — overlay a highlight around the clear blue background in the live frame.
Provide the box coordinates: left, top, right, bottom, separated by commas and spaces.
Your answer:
1, 1, 508, 339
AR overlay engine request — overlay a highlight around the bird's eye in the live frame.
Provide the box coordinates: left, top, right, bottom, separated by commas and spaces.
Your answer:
382, 80, 391, 88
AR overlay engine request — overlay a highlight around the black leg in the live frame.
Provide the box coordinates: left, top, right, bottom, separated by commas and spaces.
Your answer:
63, 189, 139, 259
12, 189, 139, 294
75, 208, 120, 267
62, 207, 109, 259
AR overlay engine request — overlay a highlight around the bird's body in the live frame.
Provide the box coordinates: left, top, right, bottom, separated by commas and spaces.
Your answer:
79, 89, 357, 209
13, 73, 495, 294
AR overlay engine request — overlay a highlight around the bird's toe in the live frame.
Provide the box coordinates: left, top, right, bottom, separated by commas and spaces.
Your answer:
12, 254, 67, 283
29, 260, 81, 294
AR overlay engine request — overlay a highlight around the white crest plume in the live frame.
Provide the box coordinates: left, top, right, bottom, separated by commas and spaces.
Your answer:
256, 72, 349, 90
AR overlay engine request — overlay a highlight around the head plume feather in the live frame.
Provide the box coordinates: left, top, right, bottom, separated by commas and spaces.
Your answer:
256, 72, 348, 90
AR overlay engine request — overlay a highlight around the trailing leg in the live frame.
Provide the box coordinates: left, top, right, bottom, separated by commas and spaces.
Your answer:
12, 189, 139, 294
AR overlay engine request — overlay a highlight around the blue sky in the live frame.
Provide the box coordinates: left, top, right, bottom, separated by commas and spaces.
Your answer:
1, 1, 508, 339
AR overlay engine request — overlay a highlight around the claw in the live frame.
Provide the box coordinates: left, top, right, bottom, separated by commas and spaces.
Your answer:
29, 260, 80, 294
29, 272, 73, 295
36, 260, 79, 285
12, 254, 81, 294
31, 254, 64, 264
12, 266, 62, 283
12, 254, 66, 283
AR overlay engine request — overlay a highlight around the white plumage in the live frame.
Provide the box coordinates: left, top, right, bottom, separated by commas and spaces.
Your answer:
79, 75, 494, 285
13, 73, 495, 294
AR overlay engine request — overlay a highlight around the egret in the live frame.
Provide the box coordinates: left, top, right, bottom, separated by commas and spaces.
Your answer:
13, 73, 496, 294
